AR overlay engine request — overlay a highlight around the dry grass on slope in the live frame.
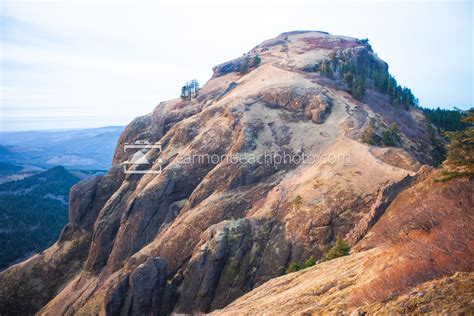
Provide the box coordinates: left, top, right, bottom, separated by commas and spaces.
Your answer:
351, 170, 474, 306
214, 170, 474, 315
360, 272, 474, 314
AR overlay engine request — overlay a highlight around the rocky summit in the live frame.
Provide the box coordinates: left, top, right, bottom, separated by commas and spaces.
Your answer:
0, 31, 471, 315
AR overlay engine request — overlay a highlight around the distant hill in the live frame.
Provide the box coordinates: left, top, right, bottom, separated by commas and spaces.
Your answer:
0, 126, 124, 182
0, 166, 81, 270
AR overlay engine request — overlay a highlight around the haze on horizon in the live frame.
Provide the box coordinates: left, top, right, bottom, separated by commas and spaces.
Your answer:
0, 0, 472, 131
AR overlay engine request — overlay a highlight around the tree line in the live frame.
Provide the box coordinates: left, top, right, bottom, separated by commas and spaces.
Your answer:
318, 39, 417, 109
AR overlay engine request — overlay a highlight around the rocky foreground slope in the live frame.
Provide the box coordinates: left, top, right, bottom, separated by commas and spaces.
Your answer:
214, 169, 473, 314
0, 31, 469, 315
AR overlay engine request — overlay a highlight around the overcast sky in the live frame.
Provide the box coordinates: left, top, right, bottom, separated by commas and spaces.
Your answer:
1, 0, 472, 131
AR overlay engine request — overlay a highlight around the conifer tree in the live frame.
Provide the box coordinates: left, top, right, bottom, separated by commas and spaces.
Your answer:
253, 54, 261, 67
323, 236, 350, 262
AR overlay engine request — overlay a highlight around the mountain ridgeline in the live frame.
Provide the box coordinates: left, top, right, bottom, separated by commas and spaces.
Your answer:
0, 31, 471, 315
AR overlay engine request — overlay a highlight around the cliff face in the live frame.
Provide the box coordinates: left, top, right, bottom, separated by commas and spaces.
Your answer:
0, 31, 448, 315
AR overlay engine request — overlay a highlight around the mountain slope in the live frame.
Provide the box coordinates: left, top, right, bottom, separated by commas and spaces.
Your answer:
0, 166, 80, 270
0, 31, 449, 315
213, 169, 473, 314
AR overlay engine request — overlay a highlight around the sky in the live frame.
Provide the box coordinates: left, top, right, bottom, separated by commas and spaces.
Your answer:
0, 0, 472, 131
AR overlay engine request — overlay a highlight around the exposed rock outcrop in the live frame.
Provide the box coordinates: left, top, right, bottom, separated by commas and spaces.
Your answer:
345, 165, 431, 246
304, 93, 332, 124
212, 57, 246, 78
106, 257, 169, 316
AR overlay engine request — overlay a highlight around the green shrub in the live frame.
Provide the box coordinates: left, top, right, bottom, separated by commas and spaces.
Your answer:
240, 56, 250, 74
382, 123, 400, 146
361, 121, 375, 145
320, 60, 333, 78
293, 195, 303, 208
441, 108, 474, 177
323, 236, 350, 262
434, 171, 472, 182
253, 54, 261, 67
352, 77, 366, 100
303, 256, 316, 268
286, 262, 301, 274
343, 72, 354, 90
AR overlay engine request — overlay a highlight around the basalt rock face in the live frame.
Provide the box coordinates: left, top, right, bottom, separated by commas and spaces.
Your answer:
0, 31, 445, 315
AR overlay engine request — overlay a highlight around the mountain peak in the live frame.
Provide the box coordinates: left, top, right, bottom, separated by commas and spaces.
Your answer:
212, 30, 371, 79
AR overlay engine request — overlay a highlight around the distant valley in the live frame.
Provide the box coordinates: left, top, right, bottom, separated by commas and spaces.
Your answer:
0, 126, 124, 183
0, 126, 124, 269
0, 166, 80, 270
